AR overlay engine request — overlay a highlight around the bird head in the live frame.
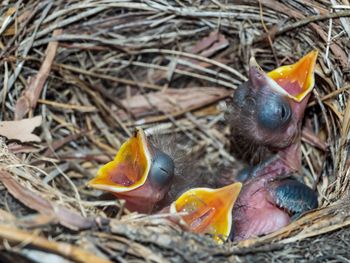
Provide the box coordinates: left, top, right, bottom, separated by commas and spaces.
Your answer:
88, 128, 175, 213
228, 50, 318, 166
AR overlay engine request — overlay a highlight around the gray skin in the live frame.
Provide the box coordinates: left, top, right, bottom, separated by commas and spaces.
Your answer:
148, 146, 175, 190
269, 178, 318, 216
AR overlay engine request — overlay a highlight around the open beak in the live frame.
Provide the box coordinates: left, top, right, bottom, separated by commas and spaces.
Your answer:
170, 182, 242, 244
88, 128, 175, 213
249, 50, 318, 103
89, 128, 152, 192
268, 50, 318, 102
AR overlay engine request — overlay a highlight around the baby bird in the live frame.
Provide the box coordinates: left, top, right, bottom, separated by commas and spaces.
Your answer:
226, 50, 319, 240
88, 128, 176, 213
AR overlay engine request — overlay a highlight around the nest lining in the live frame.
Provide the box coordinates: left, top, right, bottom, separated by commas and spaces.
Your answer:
0, 0, 349, 262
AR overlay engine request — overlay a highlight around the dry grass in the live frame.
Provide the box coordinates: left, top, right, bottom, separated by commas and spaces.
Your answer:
0, 0, 349, 262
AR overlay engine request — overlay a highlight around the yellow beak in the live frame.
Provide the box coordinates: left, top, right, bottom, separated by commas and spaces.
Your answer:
170, 182, 242, 244
268, 50, 318, 102
88, 128, 151, 192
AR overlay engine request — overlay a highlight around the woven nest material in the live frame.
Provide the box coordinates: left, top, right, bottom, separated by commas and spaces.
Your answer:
0, 1, 349, 262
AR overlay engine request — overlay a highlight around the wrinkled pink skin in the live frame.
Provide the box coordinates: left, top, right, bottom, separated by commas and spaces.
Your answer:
229, 89, 316, 239
279, 93, 310, 172
232, 157, 292, 241
230, 118, 309, 241
114, 179, 168, 214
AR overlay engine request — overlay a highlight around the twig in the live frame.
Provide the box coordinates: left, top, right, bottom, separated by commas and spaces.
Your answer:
254, 10, 350, 43
135, 48, 247, 82
3, 2, 53, 95
0, 225, 111, 263
15, 29, 62, 120
37, 99, 97, 112
0, 170, 97, 231
258, 0, 279, 66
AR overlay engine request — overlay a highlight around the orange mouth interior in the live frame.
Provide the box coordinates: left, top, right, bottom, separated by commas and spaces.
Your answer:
171, 183, 242, 243
88, 129, 151, 192
268, 50, 318, 102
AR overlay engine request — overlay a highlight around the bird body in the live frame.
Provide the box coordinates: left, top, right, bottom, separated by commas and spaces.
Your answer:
228, 50, 319, 240
232, 156, 317, 240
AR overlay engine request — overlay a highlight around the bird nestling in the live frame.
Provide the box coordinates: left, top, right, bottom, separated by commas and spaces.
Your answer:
88, 128, 176, 214
231, 158, 318, 241
88, 128, 219, 213
226, 50, 319, 240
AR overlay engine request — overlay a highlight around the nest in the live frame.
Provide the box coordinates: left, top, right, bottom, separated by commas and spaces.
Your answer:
0, 1, 349, 262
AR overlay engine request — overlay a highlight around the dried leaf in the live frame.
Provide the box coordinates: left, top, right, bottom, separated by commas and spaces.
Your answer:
150, 31, 229, 83
119, 87, 231, 121
187, 31, 229, 58
0, 116, 42, 142
186, 31, 223, 54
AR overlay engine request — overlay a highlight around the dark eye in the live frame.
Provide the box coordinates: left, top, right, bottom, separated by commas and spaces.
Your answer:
233, 84, 257, 113
233, 83, 249, 108
257, 95, 291, 130
281, 104, 288, 120
148, 149, 175, 187
243, 97, 256, 111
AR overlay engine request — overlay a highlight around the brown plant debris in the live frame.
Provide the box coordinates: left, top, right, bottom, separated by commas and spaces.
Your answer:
0, 0, 349, 262
0, 116, 42, 142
